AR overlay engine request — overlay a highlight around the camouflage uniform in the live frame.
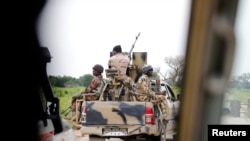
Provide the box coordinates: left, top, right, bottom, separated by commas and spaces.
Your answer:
135, 74, 168, 116
135, 74, 154, 101
70, 74, 103, 122
82, 75, 103, 101
71, 75, 103, 111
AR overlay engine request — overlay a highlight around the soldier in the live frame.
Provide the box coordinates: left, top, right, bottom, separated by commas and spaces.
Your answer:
80, 64, 104, 99
71, 64, 104, 105
108, 45, 130, 80
134, 64, 169, 116
108, 45, 134, 100
134, 64, 155, 101
70, 64, 104, 122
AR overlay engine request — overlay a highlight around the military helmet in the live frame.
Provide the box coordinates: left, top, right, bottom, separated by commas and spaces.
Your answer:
92, 64, 104, 73
142, 64, 153, 73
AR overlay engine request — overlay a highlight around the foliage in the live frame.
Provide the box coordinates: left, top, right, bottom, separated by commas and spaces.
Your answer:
229, 72, 250, 89
162, 55, 250, 90
152, 71, 160, 79
172, 86, 181, 95
49, 75, 79, 87
52, 85, 249, 119
52, 86, 84, 112
80, 74, 93, 87
163, 55, 185, 86
49, 74, 93, 87
227, 88, 250, 103
169, 87, 249, 101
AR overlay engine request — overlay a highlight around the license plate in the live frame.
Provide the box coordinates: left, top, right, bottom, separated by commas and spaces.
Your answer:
103, 128, 128, 136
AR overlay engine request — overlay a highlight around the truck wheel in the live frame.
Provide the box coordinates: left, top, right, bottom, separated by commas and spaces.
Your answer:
146, 135, 161, 141
89, 135, 106, 141
154, 132, 167, 141
149, 124, 167, 141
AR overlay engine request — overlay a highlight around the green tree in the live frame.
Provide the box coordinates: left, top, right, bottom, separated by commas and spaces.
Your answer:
49, 75, 79, 87
237, 72, 250, 89
49, 75, 64, 87
80, 74, 93, 87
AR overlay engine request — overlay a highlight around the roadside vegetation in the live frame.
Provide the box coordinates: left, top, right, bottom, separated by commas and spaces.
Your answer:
228, 88, 250, 102
53, 86, 181, 113
49, 70, 249, 118
52, 86, 249, 115
52, 86, 84, 114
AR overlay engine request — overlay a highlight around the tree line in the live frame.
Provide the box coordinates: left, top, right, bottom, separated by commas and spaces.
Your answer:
161, 56, 250, 89
229, 73, 250, 89
49, 74, 93, 87
48, 55, 249, 89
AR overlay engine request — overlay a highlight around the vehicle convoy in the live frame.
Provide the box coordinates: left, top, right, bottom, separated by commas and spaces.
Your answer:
71, 34, 180, 141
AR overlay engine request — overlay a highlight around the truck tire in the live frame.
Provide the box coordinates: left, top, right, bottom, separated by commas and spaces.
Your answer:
149, 122, 167, 141
89, 135, 106, 141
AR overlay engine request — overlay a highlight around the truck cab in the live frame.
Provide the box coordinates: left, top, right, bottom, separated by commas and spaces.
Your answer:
150, 79, 180, 118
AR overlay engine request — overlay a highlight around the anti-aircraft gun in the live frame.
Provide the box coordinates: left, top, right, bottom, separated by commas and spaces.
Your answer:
127, 32, 147, 83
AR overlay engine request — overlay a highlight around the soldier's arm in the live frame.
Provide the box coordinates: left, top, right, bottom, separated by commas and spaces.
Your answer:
86, 78, 102, 93
84, 78, 98, 93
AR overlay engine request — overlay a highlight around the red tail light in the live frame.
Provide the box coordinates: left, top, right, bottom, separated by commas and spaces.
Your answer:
145, 107, 155, 124
81, 104, 86, 113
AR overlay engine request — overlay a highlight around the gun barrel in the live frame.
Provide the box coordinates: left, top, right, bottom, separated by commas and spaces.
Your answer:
136, 32, 141, 40
128, 32, 141, 58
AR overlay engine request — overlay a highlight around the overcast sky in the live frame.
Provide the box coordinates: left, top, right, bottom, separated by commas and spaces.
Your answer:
37, 0, 249, 78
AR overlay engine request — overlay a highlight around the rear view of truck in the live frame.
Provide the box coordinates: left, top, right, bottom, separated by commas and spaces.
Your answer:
81, 101, 167, 141
78, 43, 172, 141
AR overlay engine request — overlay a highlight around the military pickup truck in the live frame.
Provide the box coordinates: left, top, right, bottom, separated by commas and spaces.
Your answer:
78, 75, 179, 141
81, 100, 164, 141
75, 50, 179, 141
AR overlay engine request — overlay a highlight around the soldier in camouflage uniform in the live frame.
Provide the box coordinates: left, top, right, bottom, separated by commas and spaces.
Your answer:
70, 64, 104, 121
71, 64, 104, 104
135, 64, 169, 116
80, 64, 104, 100
108, 45, 134, 100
